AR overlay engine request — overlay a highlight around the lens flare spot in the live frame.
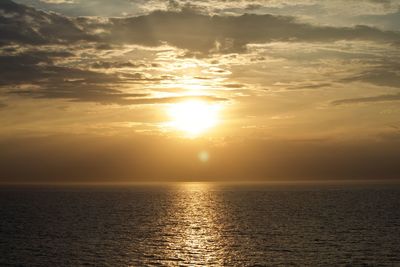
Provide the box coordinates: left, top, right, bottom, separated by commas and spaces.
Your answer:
198, 151, 209, 163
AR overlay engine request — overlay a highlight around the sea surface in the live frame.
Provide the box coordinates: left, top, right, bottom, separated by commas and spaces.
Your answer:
1, 182, 399, 266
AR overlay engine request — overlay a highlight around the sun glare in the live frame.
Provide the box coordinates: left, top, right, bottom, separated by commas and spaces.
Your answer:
167, 100, 221, 137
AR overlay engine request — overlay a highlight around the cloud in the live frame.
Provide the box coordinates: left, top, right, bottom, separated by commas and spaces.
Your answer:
0, 52, 118, 85
40, 0, 75, 3
332, 93, 400, 105
13, 0, 149, 17
13, 0, 400, 18
0, 36, 231, 105
2, 1, 400, 53
101, 10, 400, 53
0, 49, 155, 105
0, 0, 97, 45
287, 82, 333, 90
91, 61, 147, 69
1, 1, 399, 107
341, 62, 400, 88
10, 84, 148, 104
222, 83, 246, 89
119, 95, 228, 105
356, 10, 400, 31
10, 83, 228, 105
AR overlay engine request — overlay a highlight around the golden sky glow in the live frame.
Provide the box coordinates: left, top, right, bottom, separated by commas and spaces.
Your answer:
1, 0, 400, 182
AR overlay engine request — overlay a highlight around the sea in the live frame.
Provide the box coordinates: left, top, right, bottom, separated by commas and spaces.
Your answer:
1, 182, 399, 266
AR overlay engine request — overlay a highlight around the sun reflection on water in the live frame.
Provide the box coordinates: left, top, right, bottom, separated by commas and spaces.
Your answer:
158, 183, 227, 266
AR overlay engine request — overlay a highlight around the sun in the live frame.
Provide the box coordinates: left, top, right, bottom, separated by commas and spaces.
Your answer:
167, 100, 221, 137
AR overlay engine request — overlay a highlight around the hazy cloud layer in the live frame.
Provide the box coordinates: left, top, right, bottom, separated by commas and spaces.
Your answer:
1, 134, 400, 182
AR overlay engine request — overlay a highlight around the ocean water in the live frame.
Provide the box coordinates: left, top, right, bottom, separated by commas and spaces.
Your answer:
1, 182, 399, 266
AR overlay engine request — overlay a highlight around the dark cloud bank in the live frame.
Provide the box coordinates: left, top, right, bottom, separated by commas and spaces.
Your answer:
2, 0, 400, 51
2, 0, 400, 105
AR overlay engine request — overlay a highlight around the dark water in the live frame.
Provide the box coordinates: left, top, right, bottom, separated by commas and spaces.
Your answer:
1, 183, 399, 266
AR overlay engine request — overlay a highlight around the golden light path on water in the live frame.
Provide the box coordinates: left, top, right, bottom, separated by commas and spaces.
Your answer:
156, 183, 230, 266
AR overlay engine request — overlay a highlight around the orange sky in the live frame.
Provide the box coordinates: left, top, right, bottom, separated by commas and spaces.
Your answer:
1, 0, 400, 182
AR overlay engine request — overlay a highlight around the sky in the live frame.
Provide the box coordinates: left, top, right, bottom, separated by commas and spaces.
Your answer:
1, 0, 400, 183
